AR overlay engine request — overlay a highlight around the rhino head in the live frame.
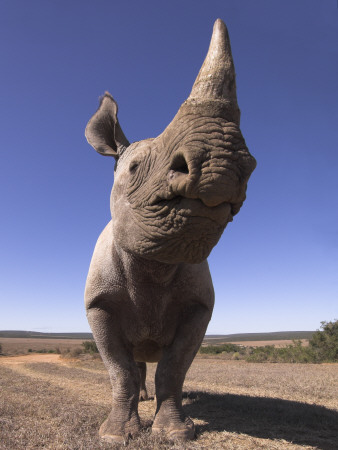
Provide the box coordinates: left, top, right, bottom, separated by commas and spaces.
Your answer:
85, 19, 256, 265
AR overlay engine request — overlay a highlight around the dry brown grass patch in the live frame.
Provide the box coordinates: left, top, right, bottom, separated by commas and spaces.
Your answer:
0, 355, 337, 449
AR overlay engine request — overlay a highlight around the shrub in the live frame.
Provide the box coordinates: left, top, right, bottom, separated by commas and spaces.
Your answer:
199, 343, 243, 355
246, 345, 275, 362
199, 320, 338, 364
82, 340, 99, 354
246, 321, 338, 363
70, 347, 83, 357
0, 343, 2, 354
309, 320, 338, 362
246, 341, 317, 363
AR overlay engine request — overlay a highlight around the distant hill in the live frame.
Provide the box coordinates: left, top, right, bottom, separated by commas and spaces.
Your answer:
0, 330, 93, 339
0, 330, 315, 341
204, 331, 315, 343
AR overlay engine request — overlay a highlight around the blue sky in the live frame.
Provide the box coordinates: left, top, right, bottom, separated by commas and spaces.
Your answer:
0, 0, 337, 334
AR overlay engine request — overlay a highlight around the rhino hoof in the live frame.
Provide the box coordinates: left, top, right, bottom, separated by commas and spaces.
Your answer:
152, 417, 195, 441
99, 414, 140, 444
100, 433, 127, 444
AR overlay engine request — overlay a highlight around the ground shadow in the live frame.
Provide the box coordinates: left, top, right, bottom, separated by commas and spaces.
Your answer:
182, 391, 338, 449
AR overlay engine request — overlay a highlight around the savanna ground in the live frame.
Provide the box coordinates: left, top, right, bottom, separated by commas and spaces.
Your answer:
0, 339, 337, 449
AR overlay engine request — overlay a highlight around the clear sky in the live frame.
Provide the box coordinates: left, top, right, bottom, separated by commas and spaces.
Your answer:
1, 0, 337, 334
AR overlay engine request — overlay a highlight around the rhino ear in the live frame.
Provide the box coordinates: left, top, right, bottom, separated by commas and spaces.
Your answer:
85, 92, 130, 157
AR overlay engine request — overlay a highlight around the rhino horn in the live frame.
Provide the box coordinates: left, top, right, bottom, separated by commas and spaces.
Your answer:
187, 19, 240, 124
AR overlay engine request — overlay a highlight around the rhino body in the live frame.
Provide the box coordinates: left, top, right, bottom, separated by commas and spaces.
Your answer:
85, 19, 256, 442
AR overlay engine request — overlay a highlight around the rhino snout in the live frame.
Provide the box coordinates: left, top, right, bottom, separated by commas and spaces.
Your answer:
167, 148, 245, 210
167, 149, 199, 201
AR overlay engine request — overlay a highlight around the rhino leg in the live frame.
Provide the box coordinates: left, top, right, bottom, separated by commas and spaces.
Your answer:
87, 306, 141, 444
137, 361, 149, 401
152, 304, 211, 440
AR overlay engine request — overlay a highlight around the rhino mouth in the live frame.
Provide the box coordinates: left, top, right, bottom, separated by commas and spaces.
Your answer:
128, 195, 237, 264
149, 195, 234, 227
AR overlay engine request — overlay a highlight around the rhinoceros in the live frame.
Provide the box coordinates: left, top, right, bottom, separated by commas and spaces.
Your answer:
85, 18, 256, 443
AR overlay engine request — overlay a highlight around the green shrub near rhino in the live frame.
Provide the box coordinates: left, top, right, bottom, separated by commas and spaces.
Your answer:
82, 340, 99, 354
201, 320, 338, 363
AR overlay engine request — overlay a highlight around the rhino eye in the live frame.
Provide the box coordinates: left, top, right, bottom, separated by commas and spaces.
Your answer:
129, 160, 140, 173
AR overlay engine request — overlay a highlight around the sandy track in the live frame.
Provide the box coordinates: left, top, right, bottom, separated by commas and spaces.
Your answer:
0, 353, 61, 364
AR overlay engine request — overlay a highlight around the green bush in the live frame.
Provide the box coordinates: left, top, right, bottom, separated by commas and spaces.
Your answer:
199, 343, 242, 354
309, 320, 338, 362
246, 341, 316, 363
246, 320, 338, 363
0, 343, 2, 354
35, 349, 56, 354
70, 347, 83, 357
246, 345, 275, 362
82, 340, 99, 354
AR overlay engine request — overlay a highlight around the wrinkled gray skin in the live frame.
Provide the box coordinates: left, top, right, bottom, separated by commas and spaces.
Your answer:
85, 19, 256, 443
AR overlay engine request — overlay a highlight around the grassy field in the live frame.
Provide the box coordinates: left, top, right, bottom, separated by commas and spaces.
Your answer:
0, 349, 337, 449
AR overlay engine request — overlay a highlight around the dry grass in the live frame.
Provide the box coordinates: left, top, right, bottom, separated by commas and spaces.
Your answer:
0, 352, 337, 449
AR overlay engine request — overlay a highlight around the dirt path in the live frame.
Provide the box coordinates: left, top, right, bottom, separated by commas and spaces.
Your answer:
0, 353, 61, 364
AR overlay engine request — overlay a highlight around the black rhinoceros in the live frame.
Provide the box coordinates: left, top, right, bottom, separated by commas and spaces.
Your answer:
85, 18, 256, 443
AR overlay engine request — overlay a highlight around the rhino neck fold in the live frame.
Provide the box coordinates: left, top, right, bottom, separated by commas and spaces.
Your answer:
114, 243, 181, 286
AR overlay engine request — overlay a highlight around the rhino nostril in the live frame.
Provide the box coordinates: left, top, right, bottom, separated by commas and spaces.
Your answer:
170, 153, 189, 175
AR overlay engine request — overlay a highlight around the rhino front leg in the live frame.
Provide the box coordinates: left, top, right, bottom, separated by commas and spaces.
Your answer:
152, 303, 212, 440
137, 362, 149, 401
87, 306, 141, 444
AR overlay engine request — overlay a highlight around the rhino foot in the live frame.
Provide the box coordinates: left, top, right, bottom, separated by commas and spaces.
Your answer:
139, 389, 149, 401
99, 410, 141, 444
152, 415, 195, 441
